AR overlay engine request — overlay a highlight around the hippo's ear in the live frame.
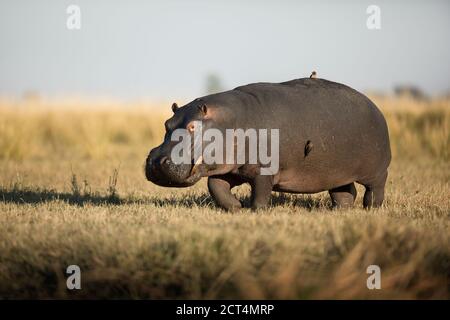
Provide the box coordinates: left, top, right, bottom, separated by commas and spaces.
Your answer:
171, 102, 179, 113
198, 104, 207, 115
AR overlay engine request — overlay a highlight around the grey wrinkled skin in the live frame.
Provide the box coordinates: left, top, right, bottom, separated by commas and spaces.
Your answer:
145, 77, 391, 211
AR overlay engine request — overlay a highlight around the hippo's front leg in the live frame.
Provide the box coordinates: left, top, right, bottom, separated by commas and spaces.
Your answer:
207, 175, 242, 212
250, 175, 274, 211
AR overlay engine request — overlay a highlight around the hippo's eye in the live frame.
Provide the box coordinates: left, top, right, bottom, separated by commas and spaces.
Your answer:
187, 122, 195, 133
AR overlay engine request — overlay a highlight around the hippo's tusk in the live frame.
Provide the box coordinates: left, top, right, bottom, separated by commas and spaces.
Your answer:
190, 155, 203, 175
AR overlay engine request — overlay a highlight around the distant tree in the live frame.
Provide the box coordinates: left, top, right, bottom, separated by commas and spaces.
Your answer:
22, 90, 40, 102
205, 73, 223, 94
394, 85, 428, 101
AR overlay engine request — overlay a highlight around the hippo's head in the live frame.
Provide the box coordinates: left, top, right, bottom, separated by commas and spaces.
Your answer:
145, 99, 234, 187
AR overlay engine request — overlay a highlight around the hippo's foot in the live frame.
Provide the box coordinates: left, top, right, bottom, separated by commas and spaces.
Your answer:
208, 174, 274, 212
208, 175, 243, 212
360, 171, 388, 209
329, 182, 357, 209
250, 175, 274, 211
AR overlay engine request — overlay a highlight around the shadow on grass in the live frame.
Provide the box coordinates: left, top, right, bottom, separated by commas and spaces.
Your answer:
149, 192, 327, 210
0, 187, 326, 210
269, 192, 328, 210
0, 187, 123, 206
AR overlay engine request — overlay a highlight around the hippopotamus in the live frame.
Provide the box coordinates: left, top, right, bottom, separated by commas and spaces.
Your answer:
145, 76, 391, 211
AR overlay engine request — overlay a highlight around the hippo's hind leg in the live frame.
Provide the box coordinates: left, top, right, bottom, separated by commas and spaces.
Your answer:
208, 175, 243, 212
359, 171, 388, 209
329, 183, 357, 209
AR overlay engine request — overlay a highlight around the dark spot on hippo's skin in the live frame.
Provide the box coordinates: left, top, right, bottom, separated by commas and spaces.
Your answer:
304, 140, 313, 157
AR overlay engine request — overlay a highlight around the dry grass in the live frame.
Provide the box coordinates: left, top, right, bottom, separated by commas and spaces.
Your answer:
0, 96, 449, 299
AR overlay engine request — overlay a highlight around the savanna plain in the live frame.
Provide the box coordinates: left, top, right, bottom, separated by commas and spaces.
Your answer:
0, 95, 448, 299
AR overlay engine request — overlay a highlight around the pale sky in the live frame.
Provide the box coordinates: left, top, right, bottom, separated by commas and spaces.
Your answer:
0, 0, 449, 101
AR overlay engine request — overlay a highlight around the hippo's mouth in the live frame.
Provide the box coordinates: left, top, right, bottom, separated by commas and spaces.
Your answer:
145, 155, 204, 187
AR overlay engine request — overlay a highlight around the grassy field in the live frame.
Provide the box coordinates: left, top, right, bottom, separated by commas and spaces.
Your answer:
0, 96, 449, 299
